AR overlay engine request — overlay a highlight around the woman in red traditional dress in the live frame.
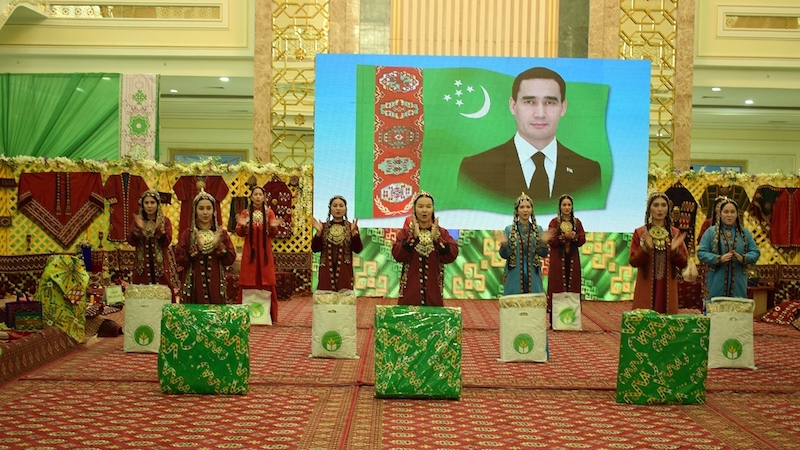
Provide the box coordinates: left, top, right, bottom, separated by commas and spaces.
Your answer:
175, 190, 236, 304
546, 194, 586, 310
392, 191, 459, 306
312, 196, 363, 291
629, 192, 688, 314
235, 186, 280, 323
128, 189, 177, 297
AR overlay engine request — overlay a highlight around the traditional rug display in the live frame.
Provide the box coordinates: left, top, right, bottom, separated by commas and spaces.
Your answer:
3, 298, 799, 449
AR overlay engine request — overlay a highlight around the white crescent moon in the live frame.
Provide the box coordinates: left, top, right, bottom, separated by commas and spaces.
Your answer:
460, 85, 491, 119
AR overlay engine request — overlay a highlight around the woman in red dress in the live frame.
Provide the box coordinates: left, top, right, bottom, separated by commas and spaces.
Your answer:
175, 190, 236, 304
312, 195, 362, 291
392, 191, 459, 306
629, 192, 688, 314
546, 194, 586, 310
128, 189, 177, 297
235, 186, 280, 323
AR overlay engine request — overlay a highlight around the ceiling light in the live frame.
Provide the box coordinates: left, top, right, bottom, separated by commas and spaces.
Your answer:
170, 89, 178, 93
101, 76, 111, 81
219, 77, 229, 82
744, 99, 754, 105
711, 87, 721, 92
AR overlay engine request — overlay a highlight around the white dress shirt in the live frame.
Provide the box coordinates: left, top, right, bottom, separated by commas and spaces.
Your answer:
514, 133, 557, 196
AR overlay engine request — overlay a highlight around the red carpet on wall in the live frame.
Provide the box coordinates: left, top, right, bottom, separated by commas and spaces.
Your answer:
2, 297, 799, 449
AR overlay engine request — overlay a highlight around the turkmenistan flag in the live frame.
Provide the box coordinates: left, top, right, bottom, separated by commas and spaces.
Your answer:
355, 66, 611, 218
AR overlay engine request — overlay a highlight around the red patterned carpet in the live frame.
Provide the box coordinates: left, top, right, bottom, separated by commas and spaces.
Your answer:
3, 297, 799, 449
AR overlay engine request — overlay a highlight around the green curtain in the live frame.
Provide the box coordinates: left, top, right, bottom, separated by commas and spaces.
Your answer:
0, 73, 119, 159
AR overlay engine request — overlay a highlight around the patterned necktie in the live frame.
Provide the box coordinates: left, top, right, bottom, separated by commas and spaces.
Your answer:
530, 152, 550, 197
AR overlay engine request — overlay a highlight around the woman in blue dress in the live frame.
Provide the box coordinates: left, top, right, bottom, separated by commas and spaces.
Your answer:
697, 198, 760, 300
497, 193, 553, 295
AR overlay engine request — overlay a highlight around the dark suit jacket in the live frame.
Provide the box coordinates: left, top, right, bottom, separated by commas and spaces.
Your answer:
457, 138, 601, 202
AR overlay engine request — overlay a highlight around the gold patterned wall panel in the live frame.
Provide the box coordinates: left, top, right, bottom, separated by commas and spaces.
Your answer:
390, 0, 559, 56
271, 0, 329, 167
618, 0, 693, 171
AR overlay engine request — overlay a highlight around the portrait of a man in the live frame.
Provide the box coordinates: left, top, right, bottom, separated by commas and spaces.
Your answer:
458, 67, 602, 203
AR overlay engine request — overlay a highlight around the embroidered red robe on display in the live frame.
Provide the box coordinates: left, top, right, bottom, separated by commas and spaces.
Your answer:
18, 172, 104, 248
103, 173, 150, 242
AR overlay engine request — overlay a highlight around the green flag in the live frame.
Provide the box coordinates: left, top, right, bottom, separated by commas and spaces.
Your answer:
356, 66, 612, 218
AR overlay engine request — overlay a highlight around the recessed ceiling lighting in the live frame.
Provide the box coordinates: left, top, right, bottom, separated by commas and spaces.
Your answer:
170, 89, 178, 93
744, 99, 754, 105
101, 76, 111, 81
711, 87, 721, 92
219, 77, 229, 82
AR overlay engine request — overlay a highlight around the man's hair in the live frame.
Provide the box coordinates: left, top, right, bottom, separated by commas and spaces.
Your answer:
511, 67, 566, 102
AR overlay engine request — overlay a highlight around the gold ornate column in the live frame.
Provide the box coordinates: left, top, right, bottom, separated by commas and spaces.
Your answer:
590, 0, 694, 171
254, 0, 273, 162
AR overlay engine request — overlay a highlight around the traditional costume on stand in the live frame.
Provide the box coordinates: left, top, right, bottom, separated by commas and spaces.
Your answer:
665, 181, 698, 251
500, 193, 549, 296
173, 176, 229, 236
392, 192, 458, 306
546, 206, 585, 310
174, 190, 236, 304
312, 199, 363, 291
749, 185, 782, 233
770, 187, 800, 248
235, 194, 279, 323
127, 190, 176, 293
18, 172, 104, 248
263, 174, 293, 238
103, 173, 150, 242
629, 192, 689, 314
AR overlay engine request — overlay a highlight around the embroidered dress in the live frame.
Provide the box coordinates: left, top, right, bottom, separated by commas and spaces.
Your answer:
392, 226, 458, 306
311, 220, 363, 291
629, 225, 688, 314
770, 188, 800, 248
175, 227, 236, 304
500, 222, 549, 295
698, 224, 760, 299
235, 207, 279, 323
546, 216, 586, 307
128, 216, 175, 290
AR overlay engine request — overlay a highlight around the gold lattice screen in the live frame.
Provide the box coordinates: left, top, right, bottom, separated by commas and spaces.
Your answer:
0, 158, 312, 257
620, 0, 678, 169
651, 171, 800, 266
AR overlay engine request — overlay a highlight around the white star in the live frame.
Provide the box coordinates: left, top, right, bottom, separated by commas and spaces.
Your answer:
467, 86, 474, 93
456, 99, 463, 106
454, 80, 463, 87
443, 94, 451, 101
455, 89, 463, 97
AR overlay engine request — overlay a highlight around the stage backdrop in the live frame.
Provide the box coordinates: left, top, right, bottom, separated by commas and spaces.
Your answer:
315, 55, 651, 232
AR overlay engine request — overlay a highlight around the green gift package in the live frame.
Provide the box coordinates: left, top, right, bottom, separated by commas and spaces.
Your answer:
616, 309, 710, 405
374, 305, 462, 399
159, 304, 250, 395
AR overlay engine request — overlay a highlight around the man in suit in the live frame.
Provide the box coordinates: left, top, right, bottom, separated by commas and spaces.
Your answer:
458, 67, 601, 203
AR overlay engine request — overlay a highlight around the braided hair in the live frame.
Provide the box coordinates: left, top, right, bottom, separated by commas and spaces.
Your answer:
247, 186, 269, 263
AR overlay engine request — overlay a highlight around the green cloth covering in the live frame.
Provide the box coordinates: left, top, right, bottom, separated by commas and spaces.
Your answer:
616, 309, 710, 405
374, 305, 462, 399
35, 255, 89, 342
159, 304, 250, 395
